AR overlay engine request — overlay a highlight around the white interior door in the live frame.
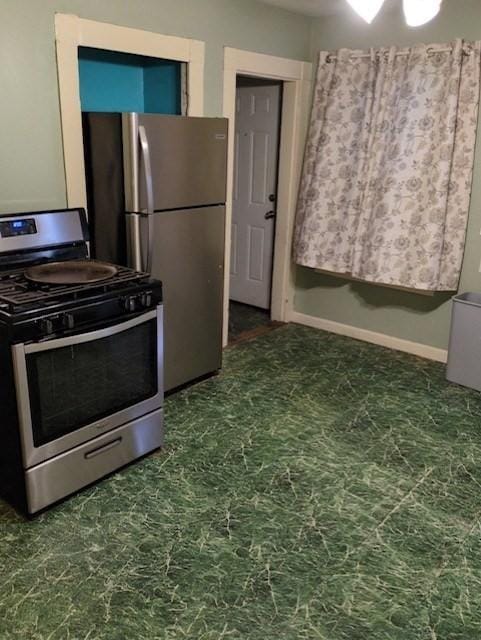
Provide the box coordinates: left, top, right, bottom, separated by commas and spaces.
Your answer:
229, 82, 281, 309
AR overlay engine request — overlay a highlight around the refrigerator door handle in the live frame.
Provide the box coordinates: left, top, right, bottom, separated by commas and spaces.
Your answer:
138, 125, 154, 274
125, 213, 142, 272
138, 125, 154, 214
144, 213, 154, 274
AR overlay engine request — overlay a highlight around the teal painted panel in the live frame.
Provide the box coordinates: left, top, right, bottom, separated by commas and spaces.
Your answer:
78, 48, 181, 114
78, 49, 145, 112
144, 62, 181, 114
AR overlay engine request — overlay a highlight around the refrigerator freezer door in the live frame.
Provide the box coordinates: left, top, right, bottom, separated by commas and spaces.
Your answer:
123, 113, 228, 212
151, 206, 225, 392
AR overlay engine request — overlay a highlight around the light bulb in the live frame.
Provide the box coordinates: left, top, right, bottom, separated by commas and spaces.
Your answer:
403, 0, 442, 26
345, 0, 386, 24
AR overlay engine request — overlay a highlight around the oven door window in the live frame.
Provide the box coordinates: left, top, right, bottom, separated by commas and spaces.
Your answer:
25, 319, 158, 446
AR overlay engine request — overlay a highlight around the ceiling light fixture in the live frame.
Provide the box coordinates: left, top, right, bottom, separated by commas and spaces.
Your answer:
403, 0, 442, 26
345, 0, 385, 24
345, 0, 442, 26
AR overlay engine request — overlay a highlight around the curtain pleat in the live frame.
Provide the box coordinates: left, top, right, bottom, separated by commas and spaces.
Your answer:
439, 41, 481, 289
294, 49, 377, 274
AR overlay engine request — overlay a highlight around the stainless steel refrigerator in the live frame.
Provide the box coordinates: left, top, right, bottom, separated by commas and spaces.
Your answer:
82, 113, 228, 392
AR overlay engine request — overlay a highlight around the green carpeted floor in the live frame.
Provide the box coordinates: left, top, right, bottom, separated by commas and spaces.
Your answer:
1, 324, 481, 639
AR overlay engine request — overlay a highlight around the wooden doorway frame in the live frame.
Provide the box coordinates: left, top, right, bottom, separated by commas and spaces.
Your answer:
55, 13, 205, 209
222, 48, 312, 346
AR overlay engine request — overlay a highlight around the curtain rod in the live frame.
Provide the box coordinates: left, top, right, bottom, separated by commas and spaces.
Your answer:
325, 45, 473, 63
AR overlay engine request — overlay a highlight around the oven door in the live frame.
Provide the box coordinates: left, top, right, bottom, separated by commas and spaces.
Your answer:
12, 306, 163, 468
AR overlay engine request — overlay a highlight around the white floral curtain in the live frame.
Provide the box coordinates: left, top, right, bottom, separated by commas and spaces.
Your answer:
294, 40, 481, 291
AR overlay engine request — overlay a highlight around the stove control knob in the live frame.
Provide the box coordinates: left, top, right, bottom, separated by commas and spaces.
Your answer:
140, 293, 152, 308
40, 318, 54, 335
63, 313, 75, 330
126, 296, 136, 312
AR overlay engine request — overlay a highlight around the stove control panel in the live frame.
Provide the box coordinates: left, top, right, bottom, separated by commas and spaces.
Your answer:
0, 218, 37, 238
13, 284, 162, 344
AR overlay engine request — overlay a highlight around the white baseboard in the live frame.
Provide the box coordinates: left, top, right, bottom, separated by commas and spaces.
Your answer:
288, 311, 448, 363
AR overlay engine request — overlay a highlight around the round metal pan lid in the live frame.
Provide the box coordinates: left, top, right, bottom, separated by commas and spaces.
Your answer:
25, 260, 118, 285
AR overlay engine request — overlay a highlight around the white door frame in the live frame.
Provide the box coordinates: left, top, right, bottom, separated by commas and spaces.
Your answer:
223, 48, 312, 346
55, 13, 205, 209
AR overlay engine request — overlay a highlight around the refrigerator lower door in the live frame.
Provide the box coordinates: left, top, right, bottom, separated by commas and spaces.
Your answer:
151, 206, 225, 391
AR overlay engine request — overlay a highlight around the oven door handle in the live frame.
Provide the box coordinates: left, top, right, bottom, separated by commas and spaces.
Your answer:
84, 437, 122, 459
22, 309, 157, 354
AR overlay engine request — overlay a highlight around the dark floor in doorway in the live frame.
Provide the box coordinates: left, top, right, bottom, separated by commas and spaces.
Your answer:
2, 324, 481, 638
228, 301, 271, 341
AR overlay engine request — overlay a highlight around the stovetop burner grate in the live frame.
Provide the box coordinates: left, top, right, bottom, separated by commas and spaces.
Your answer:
0, 265, 148, 313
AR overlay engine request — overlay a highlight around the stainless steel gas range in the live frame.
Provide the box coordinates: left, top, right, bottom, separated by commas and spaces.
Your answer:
0, 208, 164, 515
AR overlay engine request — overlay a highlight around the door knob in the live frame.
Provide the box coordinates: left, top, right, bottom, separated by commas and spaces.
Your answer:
265, 210, 276, 220
268, 194, 276, 203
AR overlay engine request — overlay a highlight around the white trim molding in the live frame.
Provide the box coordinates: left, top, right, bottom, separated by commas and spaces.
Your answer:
222, 47, 312, 346
289, 311, 448, 363
55, 13, 205, 208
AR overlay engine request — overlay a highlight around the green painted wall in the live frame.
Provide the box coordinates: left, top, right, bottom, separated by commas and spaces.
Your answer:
297, 0, 481, 350
0, 0, 310, 214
